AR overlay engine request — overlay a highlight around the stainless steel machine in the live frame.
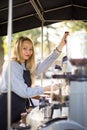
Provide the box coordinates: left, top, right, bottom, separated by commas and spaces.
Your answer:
67, 33, 87, 128
38, 33, 87, 130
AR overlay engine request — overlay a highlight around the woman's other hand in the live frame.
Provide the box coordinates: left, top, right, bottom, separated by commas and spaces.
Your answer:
56, 32, 69, 52
44, 83, 59, 92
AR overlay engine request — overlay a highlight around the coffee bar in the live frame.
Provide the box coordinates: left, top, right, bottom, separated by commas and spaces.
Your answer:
12, 33, 87, 130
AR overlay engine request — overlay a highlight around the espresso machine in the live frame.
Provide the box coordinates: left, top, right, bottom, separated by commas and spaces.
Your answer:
67, 32, 87, 128
38, 32, 87, 130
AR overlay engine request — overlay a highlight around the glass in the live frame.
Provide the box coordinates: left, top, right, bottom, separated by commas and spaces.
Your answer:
67, 32, 87, 66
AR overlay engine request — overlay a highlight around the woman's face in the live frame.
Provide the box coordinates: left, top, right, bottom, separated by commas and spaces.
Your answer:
21, 40, 33, 62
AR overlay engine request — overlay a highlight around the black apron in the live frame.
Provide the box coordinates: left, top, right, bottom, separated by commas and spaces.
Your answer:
0, 69, 34, 130
23, 70, 34, 108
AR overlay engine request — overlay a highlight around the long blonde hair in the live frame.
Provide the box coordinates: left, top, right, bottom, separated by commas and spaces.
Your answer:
11, 36, 36, 85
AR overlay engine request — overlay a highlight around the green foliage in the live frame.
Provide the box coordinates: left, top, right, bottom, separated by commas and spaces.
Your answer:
12, 28, 41, 46
63, 20, 87, 33
1, 20, 87, 59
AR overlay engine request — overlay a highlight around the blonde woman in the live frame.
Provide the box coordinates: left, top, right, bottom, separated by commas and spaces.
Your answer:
0, 32, 69, 130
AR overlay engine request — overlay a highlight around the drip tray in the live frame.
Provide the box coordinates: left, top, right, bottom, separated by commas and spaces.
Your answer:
37, 120, 86, 130
12, 122, 31, 130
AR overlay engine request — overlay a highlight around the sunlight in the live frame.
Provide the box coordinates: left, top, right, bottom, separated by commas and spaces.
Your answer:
67, 31, 87, 59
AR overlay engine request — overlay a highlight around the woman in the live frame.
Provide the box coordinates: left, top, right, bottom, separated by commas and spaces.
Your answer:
0, 32, 69, 130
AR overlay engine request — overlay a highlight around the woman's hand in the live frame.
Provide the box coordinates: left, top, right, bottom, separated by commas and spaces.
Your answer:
44, 83, 59, 92
56, 32, 69, 52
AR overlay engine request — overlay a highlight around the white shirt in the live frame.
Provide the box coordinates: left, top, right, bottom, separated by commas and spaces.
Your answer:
0, 49, 60, 98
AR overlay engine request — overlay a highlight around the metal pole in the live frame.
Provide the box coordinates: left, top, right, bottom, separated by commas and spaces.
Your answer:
40, 21, 44, 86
7, 0, 12, 130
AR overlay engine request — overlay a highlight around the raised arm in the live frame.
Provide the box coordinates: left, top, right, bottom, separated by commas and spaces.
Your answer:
36, 32, 69, 76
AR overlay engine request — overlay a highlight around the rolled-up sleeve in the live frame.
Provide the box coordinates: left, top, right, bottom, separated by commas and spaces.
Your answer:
36, 50, 60, 76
